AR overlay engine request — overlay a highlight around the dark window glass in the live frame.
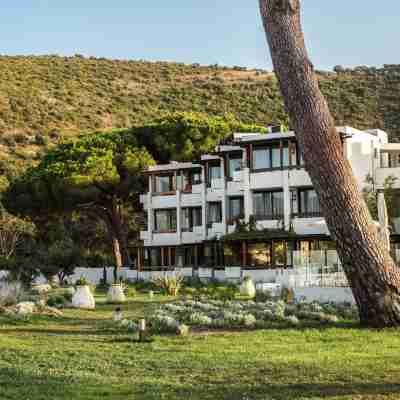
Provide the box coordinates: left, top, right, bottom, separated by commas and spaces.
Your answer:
208, 163, 221, 185
253, 191, 284, 219
208, 202, 222, 224
150, 248, 161, 267
154, 175, 174, 193
298, 189, 321, 217
181, 207, 202, 231
228, 154, 243, 178
229, 197, 244, 221
154, 209, 177, 231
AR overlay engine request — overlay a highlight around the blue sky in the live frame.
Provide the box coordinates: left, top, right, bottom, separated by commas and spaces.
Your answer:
2, 1, 400, 70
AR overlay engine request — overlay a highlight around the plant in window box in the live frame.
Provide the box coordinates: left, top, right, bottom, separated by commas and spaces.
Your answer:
72, 277, 95, 309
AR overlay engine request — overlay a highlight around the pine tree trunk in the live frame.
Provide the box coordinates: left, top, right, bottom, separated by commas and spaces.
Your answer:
259, 0, 400, 327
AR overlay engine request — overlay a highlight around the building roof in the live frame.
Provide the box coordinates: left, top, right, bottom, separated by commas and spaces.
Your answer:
145, 161, 201, 173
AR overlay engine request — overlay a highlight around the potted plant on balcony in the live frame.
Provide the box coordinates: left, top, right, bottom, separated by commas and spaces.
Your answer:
72, 277, 95, 309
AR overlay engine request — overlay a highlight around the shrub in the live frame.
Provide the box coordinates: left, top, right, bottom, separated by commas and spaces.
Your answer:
46, 295, 66, 308
152, 274, 184, 296
75, 277, 88, 286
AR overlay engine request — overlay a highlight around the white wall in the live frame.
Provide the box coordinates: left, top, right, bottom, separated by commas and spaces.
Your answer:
293, 287, 355, 304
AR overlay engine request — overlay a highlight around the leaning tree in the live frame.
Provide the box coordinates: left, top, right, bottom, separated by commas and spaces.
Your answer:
259, 0, 400, 327
3, 130, 155, 270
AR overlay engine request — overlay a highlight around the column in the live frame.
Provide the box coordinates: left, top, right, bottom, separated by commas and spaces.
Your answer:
283, 170, 291, 230
220, 157, 227, 235
201, 166, 207, 240
147, 175, 153, 243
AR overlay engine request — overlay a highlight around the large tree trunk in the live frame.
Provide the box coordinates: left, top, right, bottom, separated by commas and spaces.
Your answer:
259, 0, 400, 327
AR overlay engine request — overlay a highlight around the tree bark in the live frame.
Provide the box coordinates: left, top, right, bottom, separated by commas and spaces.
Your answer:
259, 0, 400, 327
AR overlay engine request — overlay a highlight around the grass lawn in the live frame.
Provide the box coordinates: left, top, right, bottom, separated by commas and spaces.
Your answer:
1, 294, 400, 400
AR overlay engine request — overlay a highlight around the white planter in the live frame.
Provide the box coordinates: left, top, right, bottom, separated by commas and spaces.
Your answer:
107, 284, 126, 303
72, 286, 95, 309
240, 278, 256, 298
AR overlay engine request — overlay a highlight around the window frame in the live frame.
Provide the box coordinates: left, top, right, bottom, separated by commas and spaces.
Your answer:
228, 196, 244, 224
154, 208, 177, 233
252, 190, 284, 221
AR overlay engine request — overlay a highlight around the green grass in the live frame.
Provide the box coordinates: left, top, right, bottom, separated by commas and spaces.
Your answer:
1, 294, 400, 399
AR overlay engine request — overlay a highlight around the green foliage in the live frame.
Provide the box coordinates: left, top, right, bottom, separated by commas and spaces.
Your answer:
75, 276, 88, 286
2, 56, 400, 176
3, 130, 155, 216
131, 111, 266, 163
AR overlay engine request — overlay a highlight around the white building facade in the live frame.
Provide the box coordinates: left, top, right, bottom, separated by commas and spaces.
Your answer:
135, 126, 400, 284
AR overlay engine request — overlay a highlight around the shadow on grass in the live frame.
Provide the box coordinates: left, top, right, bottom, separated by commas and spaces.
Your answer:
1, 365, 399, 400
124, 380, 400, 400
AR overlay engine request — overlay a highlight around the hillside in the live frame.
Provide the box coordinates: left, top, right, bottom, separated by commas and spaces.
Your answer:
1, 55, 400, 177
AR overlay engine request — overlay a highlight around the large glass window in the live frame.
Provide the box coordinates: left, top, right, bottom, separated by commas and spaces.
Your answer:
228, 154, 243, 178
181, 207, 202, 231
229, 197, 244, 222
253, 147, 270, 170
253, 191, 284, 219
248, 243, 272, 267
207, 202, 222, 224
154, 209, 177, 232
154, 175, 175, 193
299, 189, 321, 217
252, 142, 291, 170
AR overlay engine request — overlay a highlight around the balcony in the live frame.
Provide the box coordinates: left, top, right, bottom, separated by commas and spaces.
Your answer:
151, 193, 177, 209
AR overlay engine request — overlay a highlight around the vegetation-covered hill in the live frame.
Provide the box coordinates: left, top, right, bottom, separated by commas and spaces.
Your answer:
1, 55, 400, 176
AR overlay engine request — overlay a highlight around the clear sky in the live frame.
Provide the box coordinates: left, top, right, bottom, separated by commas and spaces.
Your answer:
2, 1, 400, 70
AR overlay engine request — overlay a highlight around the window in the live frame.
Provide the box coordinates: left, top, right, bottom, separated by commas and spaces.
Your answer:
298, 188, 321, 217
149, 247, 176, 268
252, 142, 291, 170
248, 243, 272, 267
154, 209, 177, 232
176, 169, 202, 192
271, 146, 281, 168
208, 162, 221, 186
150, 248, 161, 267
229, 197, 244, 222
228, 154, 243, 179
181, 207, 202, 231
207, 202, 222, 224
182, 245, 204, 267
154, 174, 175, 193
253, 191, 284, 219
253, 147, 270, 170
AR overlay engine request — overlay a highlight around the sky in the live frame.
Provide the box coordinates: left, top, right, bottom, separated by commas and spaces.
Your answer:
1, 1, 400, 70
